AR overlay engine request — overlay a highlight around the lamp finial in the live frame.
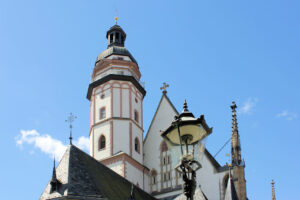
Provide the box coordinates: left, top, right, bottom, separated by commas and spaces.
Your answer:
183, 99, 189, 112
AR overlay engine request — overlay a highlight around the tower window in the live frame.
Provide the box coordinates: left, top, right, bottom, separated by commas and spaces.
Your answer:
116, 32, 119, 42
100, 94, 105, 99
99, 135, 106, 150
134, 137, 140, 153
100, 107, 106, 119
110, 33, 113, 43
134, 110, 139, 122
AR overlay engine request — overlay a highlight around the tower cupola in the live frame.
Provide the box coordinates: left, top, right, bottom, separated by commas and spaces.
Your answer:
106, 24, 126, 48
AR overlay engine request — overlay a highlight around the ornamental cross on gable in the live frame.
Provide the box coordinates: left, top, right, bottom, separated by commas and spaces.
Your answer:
160, 82, 169, 94
65, 113, 77, 145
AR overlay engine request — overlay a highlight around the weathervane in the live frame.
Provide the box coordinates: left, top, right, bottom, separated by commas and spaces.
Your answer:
115, 8, 119, 24
160, 82, 169, 94
65, 112, 77, 145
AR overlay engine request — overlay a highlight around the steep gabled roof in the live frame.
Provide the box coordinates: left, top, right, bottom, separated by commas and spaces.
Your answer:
143, 93, 179, 143
40, 145, 156, 200
224, 172, 239, 200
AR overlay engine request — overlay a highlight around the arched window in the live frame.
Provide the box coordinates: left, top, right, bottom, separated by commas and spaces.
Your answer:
100, 107, 106, 120
161, 141, 168, 152
151, 170, 157, 184
134, 137, 140, 153
99, 135, 106, 150
134, 110, 139, 122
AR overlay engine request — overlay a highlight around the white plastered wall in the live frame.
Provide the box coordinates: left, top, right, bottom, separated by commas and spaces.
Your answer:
107, 160, 123, 176
196, 155, 228, 200
112, 85, 121, 117
94, 84, 111, 124
131, 123, 143, 164
121, 83, 130, 118
131, 86, 142, 127
144, 95, 178, 193
93, 121, 111, 160
125, 161, 144, 189
113, 120, 130, 155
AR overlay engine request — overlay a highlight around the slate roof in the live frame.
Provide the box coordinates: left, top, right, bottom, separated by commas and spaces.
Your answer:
40, 145, 157, 200
96, 46, 137, 64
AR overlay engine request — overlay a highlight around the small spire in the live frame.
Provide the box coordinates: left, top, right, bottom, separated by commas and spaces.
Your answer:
231, 101, 238, 133
65, 113, 77, 145
50, 156, 60, 193
115, 16, 119, 24
51, 156, 57, 183
183, 99, 189, 112
271, 180, 276, 200
160, 82, 169, 94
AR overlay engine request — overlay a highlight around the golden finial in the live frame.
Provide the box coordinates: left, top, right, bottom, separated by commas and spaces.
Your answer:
114, 16, 119, 24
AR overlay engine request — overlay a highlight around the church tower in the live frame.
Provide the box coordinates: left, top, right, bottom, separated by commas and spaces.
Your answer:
230, 102, 247, 200
87, 21, 148, 190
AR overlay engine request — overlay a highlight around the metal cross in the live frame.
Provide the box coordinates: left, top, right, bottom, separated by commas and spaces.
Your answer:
65, 112, 77, 145
160, 82, 169, 94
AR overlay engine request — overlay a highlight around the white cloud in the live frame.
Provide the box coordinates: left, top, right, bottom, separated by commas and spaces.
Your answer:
239, 98, 258, 114
15, 129, 89, 160
74, 136, 90, 151
277, 110, 298, 120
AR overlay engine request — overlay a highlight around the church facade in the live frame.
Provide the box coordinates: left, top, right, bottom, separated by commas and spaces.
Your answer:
41, 22, 247, 200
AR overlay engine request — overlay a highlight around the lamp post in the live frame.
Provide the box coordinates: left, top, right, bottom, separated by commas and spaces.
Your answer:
161, 100, 212, 200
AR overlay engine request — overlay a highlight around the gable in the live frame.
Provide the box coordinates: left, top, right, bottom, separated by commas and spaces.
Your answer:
144, 93, 178, 144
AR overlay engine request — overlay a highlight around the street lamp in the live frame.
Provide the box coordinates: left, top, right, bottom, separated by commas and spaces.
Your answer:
161, 100, 212, 200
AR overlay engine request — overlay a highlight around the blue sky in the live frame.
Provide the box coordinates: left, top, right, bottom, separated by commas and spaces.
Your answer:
1, 0, 299, 199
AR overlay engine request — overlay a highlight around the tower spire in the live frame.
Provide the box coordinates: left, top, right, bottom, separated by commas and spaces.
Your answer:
230, 101, 242, 166
271, 180, 276, 200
